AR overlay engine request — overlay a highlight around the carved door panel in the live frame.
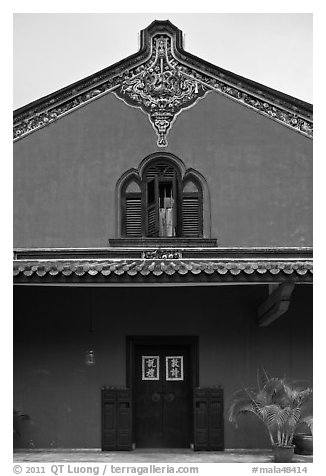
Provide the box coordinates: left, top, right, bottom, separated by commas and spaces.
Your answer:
134, 345, 192, 448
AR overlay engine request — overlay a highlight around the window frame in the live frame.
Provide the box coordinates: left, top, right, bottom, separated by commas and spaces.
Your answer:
121, 177, 142, 238
117, 154, 209, 239
181, 176, 203, 238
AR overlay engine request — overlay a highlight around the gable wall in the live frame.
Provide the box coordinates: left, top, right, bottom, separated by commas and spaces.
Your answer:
14, 91, 312, 247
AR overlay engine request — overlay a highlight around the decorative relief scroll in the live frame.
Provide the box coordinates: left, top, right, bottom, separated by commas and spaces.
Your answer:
166, 356, 184, 381
142, 249, 182, 259
142, 355, 159, 380
114, 36, 209, 146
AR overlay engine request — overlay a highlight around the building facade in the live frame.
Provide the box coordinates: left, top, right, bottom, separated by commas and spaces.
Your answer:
13, 21, 313, 450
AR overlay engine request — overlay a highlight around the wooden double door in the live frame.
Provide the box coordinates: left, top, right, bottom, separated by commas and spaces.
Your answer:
132, 341, 195, 448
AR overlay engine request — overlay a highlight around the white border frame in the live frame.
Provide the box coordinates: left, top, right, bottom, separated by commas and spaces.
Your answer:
142, 355, 160, 380
165, 355, 184, 381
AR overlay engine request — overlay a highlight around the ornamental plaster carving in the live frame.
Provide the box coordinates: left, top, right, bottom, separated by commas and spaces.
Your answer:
13, 27, 313, 143
114, 36, 209, 146
142, 249, 182, 259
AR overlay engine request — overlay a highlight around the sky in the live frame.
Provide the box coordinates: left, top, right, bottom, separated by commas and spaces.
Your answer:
13, 13, 313, 109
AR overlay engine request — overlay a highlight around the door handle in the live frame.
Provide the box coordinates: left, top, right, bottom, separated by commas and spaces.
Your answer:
164, 392, 175, 403
151, 392, 161, 402
152, 392, 175, 403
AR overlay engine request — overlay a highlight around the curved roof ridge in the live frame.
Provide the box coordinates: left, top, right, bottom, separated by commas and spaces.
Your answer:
13, 20, 313, 143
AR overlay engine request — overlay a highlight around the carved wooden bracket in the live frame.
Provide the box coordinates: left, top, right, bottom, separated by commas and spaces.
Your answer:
258, 282, 295, 327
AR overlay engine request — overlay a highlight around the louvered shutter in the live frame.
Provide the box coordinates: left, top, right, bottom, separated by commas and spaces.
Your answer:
182, 192, 202, 237
121, 179, 142, 237
146, 177, 159, 237
124, 193, 142, 237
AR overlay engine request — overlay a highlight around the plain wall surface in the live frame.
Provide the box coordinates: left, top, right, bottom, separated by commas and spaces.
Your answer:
14, 91, 312, 248
14, 284, 313, 449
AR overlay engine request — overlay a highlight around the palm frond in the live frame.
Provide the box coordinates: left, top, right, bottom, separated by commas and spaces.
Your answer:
260, 368, 270, 388
259, 404, 282, 429
287, 407, 302, 428
293, 388, 312, 407
229, 403, 260, 426
228, 370, 313, 446
263, 377, 285, 398
255, 389, 272, 406
228, 393, 259, 423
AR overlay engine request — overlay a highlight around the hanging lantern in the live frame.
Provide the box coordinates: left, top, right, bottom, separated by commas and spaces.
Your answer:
85, 349, 95, 365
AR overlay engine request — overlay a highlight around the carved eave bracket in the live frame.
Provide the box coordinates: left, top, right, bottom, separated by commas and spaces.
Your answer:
13, 20, 313, 143
258, 282, 295, 327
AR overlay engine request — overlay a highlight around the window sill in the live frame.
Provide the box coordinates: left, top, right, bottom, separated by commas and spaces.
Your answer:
108, 237, 218, 248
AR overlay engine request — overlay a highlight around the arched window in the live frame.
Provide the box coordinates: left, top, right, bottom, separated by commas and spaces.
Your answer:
119, 154, 207, 239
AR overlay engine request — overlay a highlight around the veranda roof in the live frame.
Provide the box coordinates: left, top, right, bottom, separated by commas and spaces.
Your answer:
13, 247, 312, 284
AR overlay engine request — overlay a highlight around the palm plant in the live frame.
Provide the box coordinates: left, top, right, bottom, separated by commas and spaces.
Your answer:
228, 370, 313, 448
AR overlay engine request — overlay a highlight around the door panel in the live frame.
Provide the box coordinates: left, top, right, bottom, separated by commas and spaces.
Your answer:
135, 347, 163, 447
134, 345, 192, 448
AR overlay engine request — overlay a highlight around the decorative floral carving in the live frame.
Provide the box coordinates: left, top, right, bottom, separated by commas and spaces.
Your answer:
142, 249, 182, 259
13, 29, 313, 142
13, 81, 121, 140
115, 36, 208, 146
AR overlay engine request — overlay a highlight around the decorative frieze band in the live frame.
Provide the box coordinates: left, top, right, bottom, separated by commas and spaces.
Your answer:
13, 32, 313, 143
142, 249, 182, 259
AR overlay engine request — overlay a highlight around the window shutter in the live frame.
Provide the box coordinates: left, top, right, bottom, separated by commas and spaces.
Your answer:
182, 190, 204, 237
125, 193, 142, 237
122, 180, 142, 237
182, 179, 203, 238
146, 177, 159, 237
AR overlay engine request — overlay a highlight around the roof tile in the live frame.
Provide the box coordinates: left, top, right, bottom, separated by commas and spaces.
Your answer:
13, 259, 313, 280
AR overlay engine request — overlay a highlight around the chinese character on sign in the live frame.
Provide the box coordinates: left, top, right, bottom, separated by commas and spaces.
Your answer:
166, 356, 184, 381
142, 356, 159, 380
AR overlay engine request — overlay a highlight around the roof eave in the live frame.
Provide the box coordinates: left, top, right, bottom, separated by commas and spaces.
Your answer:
13, 20, 312, 122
